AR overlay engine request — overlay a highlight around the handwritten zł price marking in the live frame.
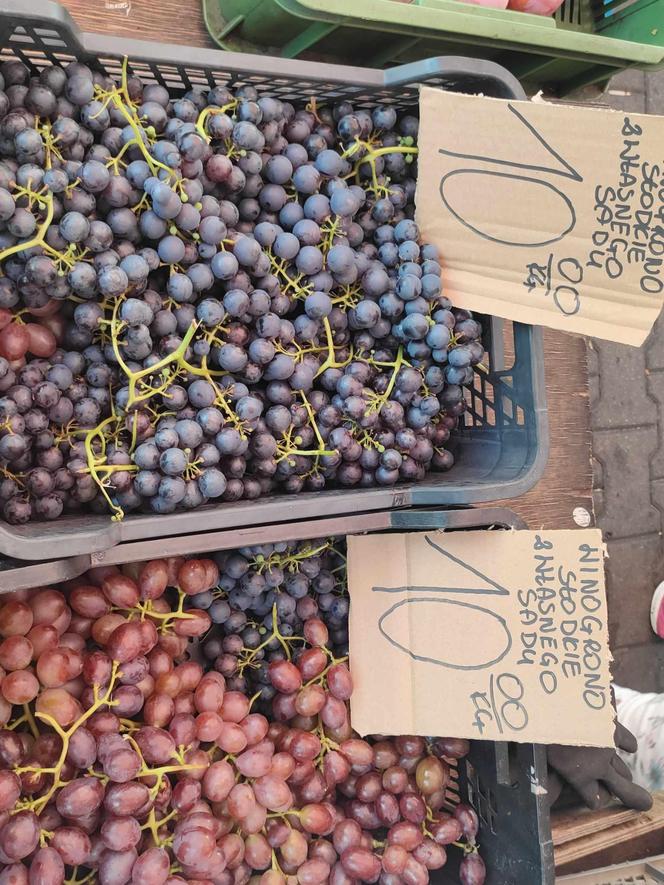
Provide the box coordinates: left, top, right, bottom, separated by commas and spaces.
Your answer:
416, 87, 664, 346
470, 672, 529, 736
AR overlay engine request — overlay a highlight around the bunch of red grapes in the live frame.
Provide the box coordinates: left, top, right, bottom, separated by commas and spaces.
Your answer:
0, 541, 486, 884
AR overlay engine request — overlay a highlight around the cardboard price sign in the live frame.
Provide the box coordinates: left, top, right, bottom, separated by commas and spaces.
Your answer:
416, 87, 664, 346
347, 529, 614, 747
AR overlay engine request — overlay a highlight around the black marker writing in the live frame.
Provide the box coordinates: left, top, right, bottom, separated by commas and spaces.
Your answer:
470, 671, 529, 735
378, 596, 512, 671
523, 252, 583, 316
440, 169, 576, 248
436, 103, 582, 249
437, 102, 582, 183
373, 533, 510, 596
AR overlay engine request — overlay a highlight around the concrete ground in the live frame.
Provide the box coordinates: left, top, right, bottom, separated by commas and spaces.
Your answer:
592, 69, 664, 690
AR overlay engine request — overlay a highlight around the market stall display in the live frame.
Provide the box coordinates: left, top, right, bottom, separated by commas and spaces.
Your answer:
0, 511, 552, 884
0, 3, 610, 884
0, 3, 547, 560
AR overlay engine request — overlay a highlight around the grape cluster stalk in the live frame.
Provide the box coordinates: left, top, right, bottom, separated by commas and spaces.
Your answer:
0, 56, 485, 524
0, 540, 486, 884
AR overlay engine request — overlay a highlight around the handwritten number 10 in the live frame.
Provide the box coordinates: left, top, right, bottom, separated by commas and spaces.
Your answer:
438, 103, 583, 249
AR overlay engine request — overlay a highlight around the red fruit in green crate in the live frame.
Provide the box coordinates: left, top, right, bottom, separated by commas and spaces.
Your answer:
508, 0, 564, 12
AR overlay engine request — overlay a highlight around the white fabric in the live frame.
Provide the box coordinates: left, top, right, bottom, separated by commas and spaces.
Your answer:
615, 684, 664, 792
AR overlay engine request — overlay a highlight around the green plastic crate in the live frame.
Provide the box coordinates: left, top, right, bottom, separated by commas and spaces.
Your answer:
202, 0, 664, 94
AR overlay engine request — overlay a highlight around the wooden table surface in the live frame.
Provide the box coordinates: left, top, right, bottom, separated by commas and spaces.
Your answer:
55, 0, 593, 532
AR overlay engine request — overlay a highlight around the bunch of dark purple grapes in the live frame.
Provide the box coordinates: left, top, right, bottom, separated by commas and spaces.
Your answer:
0, 56, 485, 524
0, 352, 107, 523
194, 538, 348, 710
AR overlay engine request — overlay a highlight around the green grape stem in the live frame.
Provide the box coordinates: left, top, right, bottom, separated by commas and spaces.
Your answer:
12, 661, 123, 815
